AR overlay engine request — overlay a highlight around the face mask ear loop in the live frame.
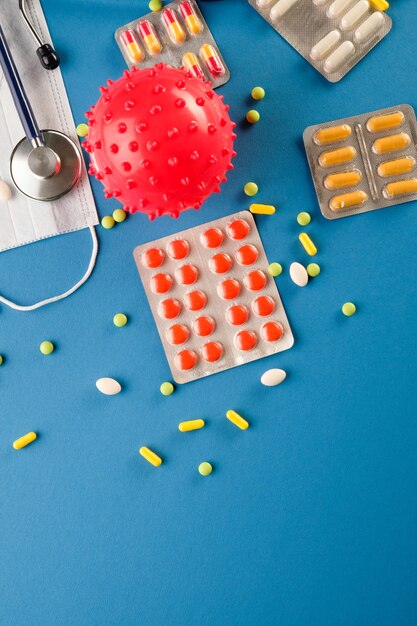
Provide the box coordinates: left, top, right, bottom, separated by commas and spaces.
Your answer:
0, 226, 98, 311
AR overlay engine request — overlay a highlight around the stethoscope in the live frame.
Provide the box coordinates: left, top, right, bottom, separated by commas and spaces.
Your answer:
0, 2, 82, 201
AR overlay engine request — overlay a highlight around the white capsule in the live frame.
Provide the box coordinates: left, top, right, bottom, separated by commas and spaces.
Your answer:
324, 40, 355, 74
289, 262, 308, 287
327, 0, 355, 19
257, 0, 274, 6
270, 0, 299, 20
0, 179, 12, 202
311, 30, 341, 61
96, 377, 122, 395
261, 368, 287, 387
354, 11, 384, 43
340, 1, 370, 30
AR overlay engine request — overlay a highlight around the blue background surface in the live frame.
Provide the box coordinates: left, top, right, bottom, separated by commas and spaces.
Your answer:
1, 1, 416, 624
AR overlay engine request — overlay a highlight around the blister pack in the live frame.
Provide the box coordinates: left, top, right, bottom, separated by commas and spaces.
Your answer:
248, 0, 392, 82
115, 0, 229, 89
133, 211, 294, 383
303, 104, 417, 220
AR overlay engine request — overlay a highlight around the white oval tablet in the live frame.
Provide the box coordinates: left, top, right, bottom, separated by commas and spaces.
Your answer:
340, 0, 370, 31
323, 41, 355, 74
0, 180, 13, 202
289, 262, 308, 287
261, 368, 287, 386
311, 30, 341, 61
96, 377, 122, 395
354, 11, 384, 43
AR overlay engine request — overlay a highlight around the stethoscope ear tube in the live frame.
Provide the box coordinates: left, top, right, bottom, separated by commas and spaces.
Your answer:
19, 0, 60, 70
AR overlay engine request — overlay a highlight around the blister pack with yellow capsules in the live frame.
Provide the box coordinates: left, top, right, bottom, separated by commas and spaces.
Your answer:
248, 0, 391, 82
303, 104, 417, 219
115, 0, 230, 89
133, 211, 294, 384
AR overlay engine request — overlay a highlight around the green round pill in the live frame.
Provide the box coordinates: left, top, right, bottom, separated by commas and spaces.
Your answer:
342, 302, 357, 316
101, 215, 115, 229
198, 462, 213, 476
0, 355, 3, 366
268, 262, 282, 277
251, 86, 265, 101
307, 263, 321, 277
297, 211, 311, 226
40, 341, 54, 355
160, 382, 174, 396
113, 313, 128, 327
246, 110, 260, 124
113, 208, 127, 223
76, 123, 89, 138
244, 182, 258, 196
149, 0, 162, 10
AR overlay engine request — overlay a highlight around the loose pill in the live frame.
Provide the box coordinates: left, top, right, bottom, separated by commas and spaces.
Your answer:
297, 212, 311, 226
182, 52, 205, 80
377, 157, 415, 178
324, 170, 362, 190
192, 316, 215, 337
150, 273, 172, 294
227, 219, 250, 240
307, 263, 321, 277
384, 179, 417, 198
76, 123, 89, 138
226, 305, 249, 326
270, 0, 299, 20
310, 30, 341, 61
354, 11, 384, 43
340, 1, 370, 30
268, 262, 282, 277
244, 269, 267, 291
138, 20, 162, 55
96, 377, 122, 395
289, 262, 308, 287
373, 133, 411, 155
160, 381, 174, 396
329, 190, 368, 212
178, 419, 205, 432
200, 341, 223, 362
236, 244, 258, 266
149, 0, 162, 10
113, 208, 127, 222
142, 247, 165, 268
121, 29, 144, 63
113, 313, 128, 327
175, 264, 199, 285
246, 110, 260, 124
200, 227, 224, 248
319, 146, 357, 167
369, 0, 389, 9
366, 111, 404, 133
314, 124, 351, 145
261, 321, 284, 342
179, 1, 202, 35
234, 329, 257, 351
298, 232, 317, 256
249, 204, 275, 215
0, 355, 3, 365
13, 432, 37, 450
342, 302, 356, 316
217, 278, 241, 300
183, 290, 207, 311
175, 349, 198, 370
252, 296, 275, 317
166, 324, 189, 345
162, 8, 186, 45
244, 182, 258, 196
0, 180, 13, 201
209, 253, 233, 274
139, 446, 162, 466
101, 215, 115, 229
40, 341, 54, 355
198, 461, 213, 476
199, 44, 224, 77
167, 238, 190, 260
261, 368, 286, 386
324, 41, 355, 74
226, 409, 249, 430
251, 86, 265, 100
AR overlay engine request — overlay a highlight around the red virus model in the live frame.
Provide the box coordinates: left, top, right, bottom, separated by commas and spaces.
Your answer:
84, 63, 236, 219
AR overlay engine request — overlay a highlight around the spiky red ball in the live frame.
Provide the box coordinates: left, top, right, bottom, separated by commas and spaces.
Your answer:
84, 63, 236, 219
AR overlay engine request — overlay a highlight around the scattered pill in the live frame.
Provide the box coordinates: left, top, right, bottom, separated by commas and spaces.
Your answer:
297, 212, 311, 226
96, 377, 122, 395
139, 446, 162, 466
101, 215, 115, 229
342, 302, 356, 316
289, 262, 308, 287
76, 123, 89, 138
0, 355, 3, 365
268, 262, 282, 277
314, 124, 351, 145
369, 0, 389, 9
261, 368, 287, 386
367, 111, 404, 134
246, 110, 260, 124
113, 313, 128, 327
244, 182, 258, 196
226, 409, 249, 430
251, 86, 265, 100
250, 203, 275, 215
0, 179, 13, 202
160, 381, 174, 396
307, 263, 321, 277
198, 461, 212, 476
299, 232, 317, 256
149, 0, 162, 12
113, 208, 127, 222
13, 432, 37, 450
178, 419, 205, 432
39, 341, 54, 355
373, 133, 411, 155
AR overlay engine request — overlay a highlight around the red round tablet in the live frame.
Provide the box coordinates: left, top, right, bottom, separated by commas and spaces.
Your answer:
236, 244, 258, 266
225, 305, 249, 326
175, 264, 199, 285
200, 227, 224, 249
227, 219, 250, 241
252, 296, 275, 317
243, 270, 267, 291
217, 278, 241, 300
174, 349, 198, 370
167, 238, 190, 260
200, 341, 223, 363
142, 247, 164, 268
261, 321, 284, 342
209, 253, 233, 274
158, 298, 181, 319
166, 324, 189, 345
183, 290, 207, 311
234, 329, 257, 351
150, 273, 172, 294
192, 315, 215, 337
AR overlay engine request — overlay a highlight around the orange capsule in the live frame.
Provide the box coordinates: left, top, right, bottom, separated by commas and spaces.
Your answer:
225, 305, 249, 326
183, 290, 207, 311
261, 321, 284, 342
138, 20, 162, 55
200, 341, 223, 363
175, 264, 199, 285
252, 296, 275, 317
209, 253, 233, 274
158, 298, 181, 319
243, 270, 267, 291
121, 29, 144, 63
227, 219, 250, 241
199, 44, 224, 77
235, 244, 258, 266
234, 330, 257, 351
142, 247, 164, 268
179, 1, 203, 35
167, 238, 190, 260
192, 315, 215, 337
175, 349, 198, 370
200, 227, 224, 249
150, 273, 172, 294
217, 279, 241, 300
182, 52, 205, 80
162, 8, 186, 45
166, 324, 189, 345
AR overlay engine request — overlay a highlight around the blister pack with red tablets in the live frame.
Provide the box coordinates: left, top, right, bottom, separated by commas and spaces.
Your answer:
133, 211, 294, 383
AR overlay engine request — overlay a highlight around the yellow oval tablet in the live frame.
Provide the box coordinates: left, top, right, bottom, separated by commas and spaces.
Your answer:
366, 111, 404, 133
178, 419, 205, 432
377, 157, 415, 178
13, 432, 37, 450
139, 446, 162, 466
324, 170, 362, 190
314, 124, 352, 145
319, 146, 357, 167
298, 232, 317, 256
226, 409, 249, 430
384, 179, 417, 198
373, 133, 411, 155
329, 190, 368, 212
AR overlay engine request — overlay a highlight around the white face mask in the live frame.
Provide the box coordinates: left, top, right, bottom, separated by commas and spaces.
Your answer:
0, 0, 98, 311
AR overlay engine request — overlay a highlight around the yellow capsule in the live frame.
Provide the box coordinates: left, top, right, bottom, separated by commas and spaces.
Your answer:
369, 0, 389, 10
373, 133, 411, 155
324, 170, 362, 190
139, 446, 162, 466
298, 232, 317, 256
366, 111, 404, 133
384, 179, 417, 198
249, 204, 276, 215
226, 409, 249, 430
319, 146, 357, 167
178, 419, 205, 432
13, 432, 37, 450
314, 124, 351, 145
121, 30, 144, 63
377, 157, 416, 178
329, 190, 368, 212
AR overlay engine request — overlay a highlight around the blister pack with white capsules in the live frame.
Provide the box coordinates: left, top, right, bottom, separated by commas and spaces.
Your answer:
134, 211, 294, 383
304, 104, 417, 219
247, 0, 392, 82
